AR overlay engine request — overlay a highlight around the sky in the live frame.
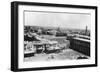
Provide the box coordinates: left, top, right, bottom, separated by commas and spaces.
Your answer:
25, 11, 91, 30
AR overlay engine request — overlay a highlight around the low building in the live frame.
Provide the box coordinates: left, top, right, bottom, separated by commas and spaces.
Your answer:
69, 35, 90, 56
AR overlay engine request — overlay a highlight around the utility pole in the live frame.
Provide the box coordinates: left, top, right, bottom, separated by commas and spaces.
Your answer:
85, 25, 88, 35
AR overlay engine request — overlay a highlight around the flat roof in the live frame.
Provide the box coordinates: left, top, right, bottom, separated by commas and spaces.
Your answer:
76, 34, 90, 39
73, 37, 90, 42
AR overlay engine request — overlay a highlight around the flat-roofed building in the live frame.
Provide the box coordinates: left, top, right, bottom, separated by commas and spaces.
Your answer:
69, 35, 90, 56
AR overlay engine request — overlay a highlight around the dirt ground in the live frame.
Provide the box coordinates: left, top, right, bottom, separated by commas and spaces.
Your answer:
24, 48, 89, 62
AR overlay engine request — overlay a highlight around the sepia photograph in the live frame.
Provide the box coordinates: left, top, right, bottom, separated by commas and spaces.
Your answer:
24, 11, 90, 62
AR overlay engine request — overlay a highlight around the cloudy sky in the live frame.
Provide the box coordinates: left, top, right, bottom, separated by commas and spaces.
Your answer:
25, 11, 91, 30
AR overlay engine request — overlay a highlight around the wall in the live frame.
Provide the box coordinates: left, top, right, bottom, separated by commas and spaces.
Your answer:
0, 0, 99, 73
